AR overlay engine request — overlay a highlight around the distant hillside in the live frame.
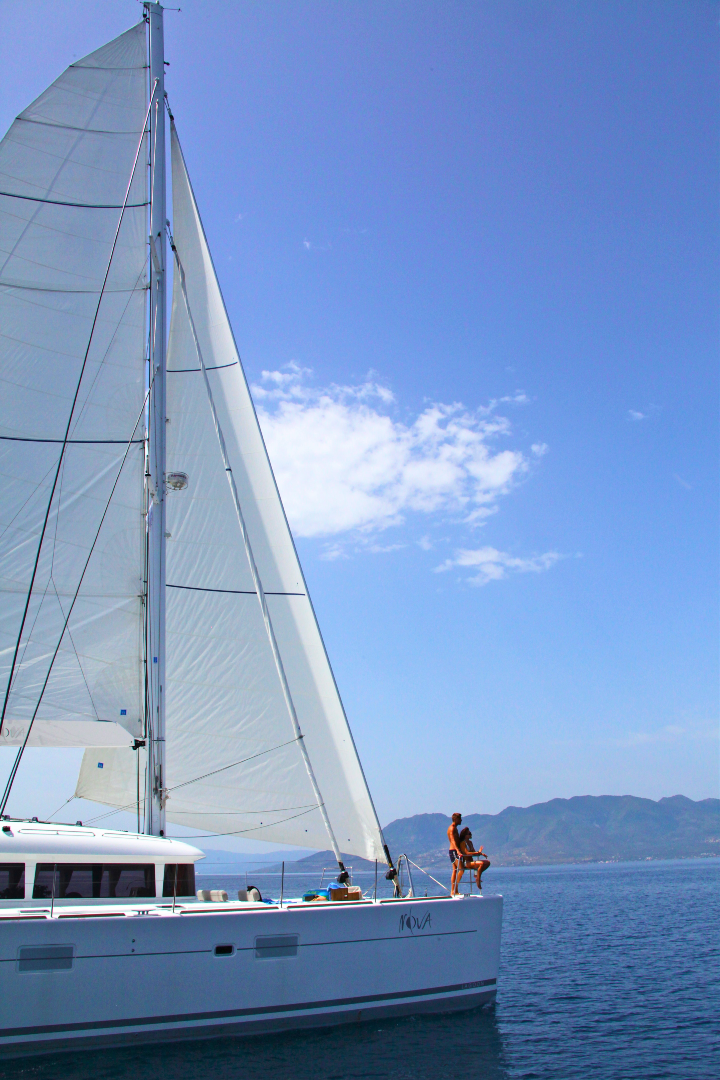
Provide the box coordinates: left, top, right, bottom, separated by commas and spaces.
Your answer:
385, 795, 720, 867
196, 848, 315, 870
284, 796, 720, 872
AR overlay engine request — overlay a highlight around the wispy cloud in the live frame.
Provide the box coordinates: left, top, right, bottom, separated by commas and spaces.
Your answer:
435, 546, 562, 586
627, 404, 661, 422
253, 366, 538, 541
611, 723, 717, 748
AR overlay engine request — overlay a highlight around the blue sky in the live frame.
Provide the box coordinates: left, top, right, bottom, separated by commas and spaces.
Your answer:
0, 1, 717, 846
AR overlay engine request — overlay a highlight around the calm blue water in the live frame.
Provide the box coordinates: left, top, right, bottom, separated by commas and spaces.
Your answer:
4, 858, 717, 1080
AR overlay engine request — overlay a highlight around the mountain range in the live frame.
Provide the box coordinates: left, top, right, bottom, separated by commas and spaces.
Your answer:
261, 795, 719, 873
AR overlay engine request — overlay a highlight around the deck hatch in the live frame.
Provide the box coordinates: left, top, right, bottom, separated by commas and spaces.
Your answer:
255, 934, 298, 959
17, 945, 74, 972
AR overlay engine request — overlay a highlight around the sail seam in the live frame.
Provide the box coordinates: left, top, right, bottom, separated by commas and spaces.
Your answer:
167, 362, 238, 372
167, 584, 305, 596
68, 64, 149, 70
0, 190, 149, 209
0, 436, 144, 445
17, 119, 149, 135
167, 807, 316, 815
0, 282, 147, 294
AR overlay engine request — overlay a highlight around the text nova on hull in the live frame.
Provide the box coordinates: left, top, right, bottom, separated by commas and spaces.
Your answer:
0, 4, 502, 1056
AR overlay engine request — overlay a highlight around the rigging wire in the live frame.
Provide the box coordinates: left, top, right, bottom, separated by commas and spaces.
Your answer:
79, 802, 321, 840
46, 796, 77, 822
0, 382, 153, 816
66, 263, 150, 444
164, 738, 304, 794
50, 581, 101, 724
165, 806, 322, 840
77, 737, 315, 824
0, 83, 158, 745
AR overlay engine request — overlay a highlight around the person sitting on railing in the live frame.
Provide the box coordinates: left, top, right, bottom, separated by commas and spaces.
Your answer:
455, 827, 490, 892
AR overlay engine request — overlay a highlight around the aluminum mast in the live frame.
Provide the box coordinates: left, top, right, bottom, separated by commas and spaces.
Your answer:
145, 2, 167, 835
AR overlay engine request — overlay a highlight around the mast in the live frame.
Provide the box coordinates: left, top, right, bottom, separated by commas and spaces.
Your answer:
145, 2, 167, 835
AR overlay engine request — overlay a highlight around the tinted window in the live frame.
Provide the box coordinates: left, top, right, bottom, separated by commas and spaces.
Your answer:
104, 865, 155, 898
18, 945, 73, 972
0, 863, 24, 900
33, 864, 155, 899
255, 935, 299, 959
162, 864, 195, 897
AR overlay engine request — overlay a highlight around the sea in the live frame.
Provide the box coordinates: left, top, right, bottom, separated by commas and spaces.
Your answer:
3, 857, 717, 1080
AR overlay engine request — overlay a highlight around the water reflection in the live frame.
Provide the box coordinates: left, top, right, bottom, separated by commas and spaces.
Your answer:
3, 1007, 510, 1080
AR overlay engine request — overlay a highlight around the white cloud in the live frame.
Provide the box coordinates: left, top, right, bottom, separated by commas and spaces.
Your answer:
531, 442, 549, 456
628, 409, 646, 421
254, 367, 534, 540
435, 546, 562, 586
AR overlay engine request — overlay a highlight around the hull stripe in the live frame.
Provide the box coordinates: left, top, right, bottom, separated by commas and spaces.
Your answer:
0, 979, 496, 1039
0, 927, 476, 966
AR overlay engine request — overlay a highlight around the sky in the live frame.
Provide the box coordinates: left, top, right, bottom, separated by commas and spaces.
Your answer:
0, 1, 717, 850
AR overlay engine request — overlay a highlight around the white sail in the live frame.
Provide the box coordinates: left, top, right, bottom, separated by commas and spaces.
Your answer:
78, 126, 387, 862
0, 24, 148, 751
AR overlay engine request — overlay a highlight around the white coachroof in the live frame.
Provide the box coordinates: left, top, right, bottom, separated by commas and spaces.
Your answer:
0, 821, 204, 863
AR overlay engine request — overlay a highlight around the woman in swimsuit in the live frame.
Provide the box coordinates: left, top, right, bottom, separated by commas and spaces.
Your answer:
455, 827, 491, 892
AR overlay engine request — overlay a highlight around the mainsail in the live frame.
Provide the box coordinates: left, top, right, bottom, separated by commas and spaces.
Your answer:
79, 125, 388, 862
2, 14, 389, 864
0, 24, 149, 750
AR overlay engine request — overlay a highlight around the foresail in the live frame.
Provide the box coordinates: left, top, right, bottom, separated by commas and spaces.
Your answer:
159, 127, 387, 860
0, 23, 148, 751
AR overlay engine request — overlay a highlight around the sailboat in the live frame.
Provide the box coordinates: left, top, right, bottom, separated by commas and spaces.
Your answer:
0, 4, 502, 1056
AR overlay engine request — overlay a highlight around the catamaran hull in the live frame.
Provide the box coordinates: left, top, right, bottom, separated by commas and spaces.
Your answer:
0, 895, 501, 1057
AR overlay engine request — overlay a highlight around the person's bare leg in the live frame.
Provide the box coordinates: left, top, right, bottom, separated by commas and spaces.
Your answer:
450, 863, 458, 895
476, 859, 490, 890
455, 865, 465, 893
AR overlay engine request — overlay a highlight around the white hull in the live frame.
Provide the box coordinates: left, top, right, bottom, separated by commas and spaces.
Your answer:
0, 894, 502, 1057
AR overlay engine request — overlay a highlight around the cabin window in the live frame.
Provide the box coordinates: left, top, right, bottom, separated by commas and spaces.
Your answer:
18, 945, 74, 973
32, 864, 155, 899
162, 864, 196, 897
0, 863, 25, 900
255, 935, 299, 959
